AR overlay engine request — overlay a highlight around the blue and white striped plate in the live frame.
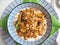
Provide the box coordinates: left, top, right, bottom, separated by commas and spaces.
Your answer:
0, 0, 59, 45
7, 2, 52, 45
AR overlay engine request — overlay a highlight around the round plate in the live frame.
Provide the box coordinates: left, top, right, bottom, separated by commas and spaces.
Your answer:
0, 0, 59, 45
7, 2, 52, 45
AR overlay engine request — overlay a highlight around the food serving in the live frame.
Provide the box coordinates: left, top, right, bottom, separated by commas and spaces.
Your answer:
14, 8, 47, 40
